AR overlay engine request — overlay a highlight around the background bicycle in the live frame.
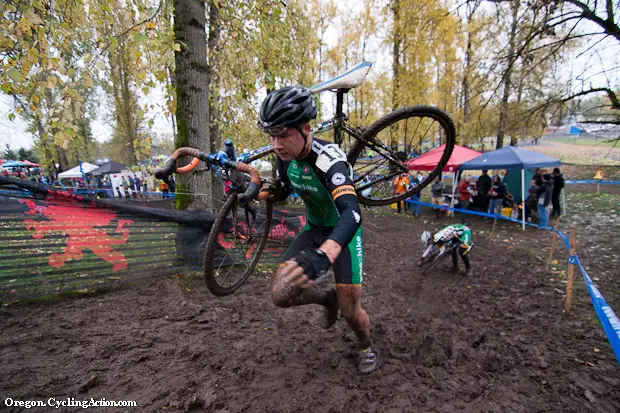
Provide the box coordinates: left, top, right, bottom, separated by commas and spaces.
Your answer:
417, 239, 460, 275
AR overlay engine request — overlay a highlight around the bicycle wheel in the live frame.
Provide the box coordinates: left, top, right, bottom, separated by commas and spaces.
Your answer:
348, 105, 456, 206
203, 193, 273, 296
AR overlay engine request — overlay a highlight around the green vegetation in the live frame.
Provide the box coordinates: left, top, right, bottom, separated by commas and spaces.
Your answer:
550, 136, 618, 148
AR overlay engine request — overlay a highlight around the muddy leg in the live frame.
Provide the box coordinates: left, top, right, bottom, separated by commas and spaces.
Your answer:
271, 264, 334, 308
336, 284, 371, 348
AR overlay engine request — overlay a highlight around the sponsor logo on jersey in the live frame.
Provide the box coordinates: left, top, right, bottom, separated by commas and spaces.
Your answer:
353, 210, 361, 223
331, 185, 356, 200
290, 181, 319, 193
292, 163, 298, 169
302, 175, 312, 181
303, 165, 309, 174
356, 235, 363, 280
332, 172, 346, 186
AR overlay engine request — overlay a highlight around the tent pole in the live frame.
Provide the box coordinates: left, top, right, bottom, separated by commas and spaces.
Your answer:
521, 168, 526, 231
562, 188, 566, 217
451, 171, 458, 216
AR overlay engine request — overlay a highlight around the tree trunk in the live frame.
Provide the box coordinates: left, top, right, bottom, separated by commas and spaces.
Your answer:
462, 1, 478, 126
511, 56, 528, 146
208, 1, 221, 154
167, 66, 177, 141
496, 0, 520, 149
173, 0, 212, 211
462, 33, 472, 125
207, 0, 224, 203
44, 89, 69, 171
35, 117, 55, 174
391, 0, 401, 112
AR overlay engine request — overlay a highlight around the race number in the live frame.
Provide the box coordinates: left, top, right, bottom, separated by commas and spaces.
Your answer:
316, 144, 347, 172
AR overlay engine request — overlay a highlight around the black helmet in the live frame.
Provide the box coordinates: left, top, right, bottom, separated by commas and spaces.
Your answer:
258, 85, 317, 131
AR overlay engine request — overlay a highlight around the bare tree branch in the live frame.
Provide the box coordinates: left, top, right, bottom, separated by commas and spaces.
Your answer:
565, 0, 620, 42
560, 88, 620, 109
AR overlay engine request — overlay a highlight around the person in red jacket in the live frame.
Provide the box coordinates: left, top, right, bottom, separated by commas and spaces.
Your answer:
458, 176, 473, 225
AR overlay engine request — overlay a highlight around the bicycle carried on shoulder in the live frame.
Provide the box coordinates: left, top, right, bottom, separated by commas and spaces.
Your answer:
310, 61, 456, 204
155, 146, 277, 296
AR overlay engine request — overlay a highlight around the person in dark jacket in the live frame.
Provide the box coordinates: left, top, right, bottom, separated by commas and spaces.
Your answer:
430, 176, 444, 219
168, 174, 176, 193
551, 167, 564, 218
535, 174, 553, 228
477, 169, 492, 211
477, 170, 492, 195
488, 175, 506, 217
533, 168, 543, 187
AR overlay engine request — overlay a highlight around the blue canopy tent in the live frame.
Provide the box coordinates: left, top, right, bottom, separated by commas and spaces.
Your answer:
1, 160, 25, 168
459, 146, 561, 230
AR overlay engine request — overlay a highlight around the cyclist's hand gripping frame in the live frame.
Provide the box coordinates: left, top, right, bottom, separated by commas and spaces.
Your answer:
154, 147, 262, 202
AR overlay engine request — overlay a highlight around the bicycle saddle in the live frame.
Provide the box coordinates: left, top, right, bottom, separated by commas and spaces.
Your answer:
310, 62, 373, 94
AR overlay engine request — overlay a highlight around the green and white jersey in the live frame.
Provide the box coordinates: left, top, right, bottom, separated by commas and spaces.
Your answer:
276, 138, 361, 248
433, 224, 472, 247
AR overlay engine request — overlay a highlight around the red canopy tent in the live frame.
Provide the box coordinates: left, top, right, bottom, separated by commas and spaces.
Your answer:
406, 144, 483, 216
22, 160, 40, 167
406, 144, 482, 172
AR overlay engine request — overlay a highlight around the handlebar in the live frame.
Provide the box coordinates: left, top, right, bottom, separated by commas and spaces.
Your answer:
154, 147, 262, 203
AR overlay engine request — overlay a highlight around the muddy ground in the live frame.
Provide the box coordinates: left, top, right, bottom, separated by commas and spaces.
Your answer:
1, 210, 619, 413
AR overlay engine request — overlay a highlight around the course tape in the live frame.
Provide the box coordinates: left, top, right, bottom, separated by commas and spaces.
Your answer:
574, 255, 620, 364
566, 180, 620, 185
405, 198, 620, 364
71, 189, 176, 198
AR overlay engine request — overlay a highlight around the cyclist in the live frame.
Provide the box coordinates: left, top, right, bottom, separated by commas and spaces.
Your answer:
257, 85, 378, 374
420, 224, 473, 276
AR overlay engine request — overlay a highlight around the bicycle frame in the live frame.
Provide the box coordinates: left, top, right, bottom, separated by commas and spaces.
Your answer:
312, 90, 410, 186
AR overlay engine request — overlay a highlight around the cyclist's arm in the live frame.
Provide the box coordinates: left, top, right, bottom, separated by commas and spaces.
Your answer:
320, 160, 362, 263
271, 157, 293, 202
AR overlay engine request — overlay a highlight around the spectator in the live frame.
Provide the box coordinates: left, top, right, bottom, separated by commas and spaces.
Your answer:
534, 173, 553, 228
122, 176, 130, 198
128, 175, 135, 193
168, 175, 176, 193
430, 176, 444, 219
477, 169, 492, 196
104, 178, 114, 199
391, 173, 410, 214
533, 168, 543, 187
457, 176, 473, 225
97, 176, 104, 198
160, 180, 169, 198
408, 176, 421, 217
551, 167, 564, 218
116, 186, 123, 199
128, 175, 137, 199
488, 175, 506, 218
142, 176, 148, 193
477, 169, 492, 211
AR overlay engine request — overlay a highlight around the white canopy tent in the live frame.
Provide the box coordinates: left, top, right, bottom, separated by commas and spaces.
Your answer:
57, 162, 98, 179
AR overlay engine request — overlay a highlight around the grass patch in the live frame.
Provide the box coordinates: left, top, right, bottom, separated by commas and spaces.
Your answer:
566, 193, 619, 216
551, 136, 618, 147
